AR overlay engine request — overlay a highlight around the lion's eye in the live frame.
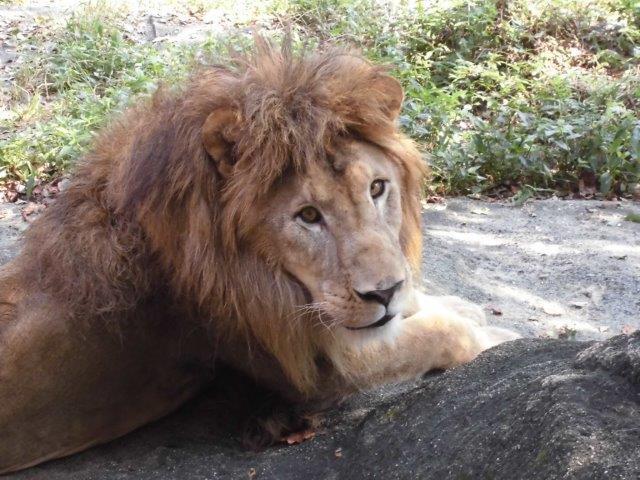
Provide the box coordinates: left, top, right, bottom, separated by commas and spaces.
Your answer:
370, 179, 386, 199
298, 206, 322, 224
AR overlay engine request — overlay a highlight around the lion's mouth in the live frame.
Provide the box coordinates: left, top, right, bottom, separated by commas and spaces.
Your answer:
345, 313, 396, 331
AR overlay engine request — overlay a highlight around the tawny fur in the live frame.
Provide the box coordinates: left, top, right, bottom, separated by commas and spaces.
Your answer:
0, 40, 516, 474
19, 40, 424, 394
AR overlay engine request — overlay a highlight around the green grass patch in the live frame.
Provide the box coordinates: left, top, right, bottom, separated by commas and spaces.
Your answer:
2, 0, 640, 198
625, 212, 640, 223
0, 3, 228, 182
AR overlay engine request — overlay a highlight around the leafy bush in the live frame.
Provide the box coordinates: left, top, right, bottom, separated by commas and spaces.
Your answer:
1, 5, 202, 181
286, 0, 640, 196
2, 0, 639, 198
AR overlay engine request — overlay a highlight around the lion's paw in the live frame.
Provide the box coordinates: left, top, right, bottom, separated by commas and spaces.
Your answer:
474, 325, 521, 351
415, 294, 487, 326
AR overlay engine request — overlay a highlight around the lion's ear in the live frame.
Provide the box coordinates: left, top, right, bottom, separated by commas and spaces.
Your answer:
372, 75, 404, 121
202, 107, 241, 177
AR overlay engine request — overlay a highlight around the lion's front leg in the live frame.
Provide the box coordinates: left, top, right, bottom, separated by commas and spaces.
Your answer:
325, 291, 519, 391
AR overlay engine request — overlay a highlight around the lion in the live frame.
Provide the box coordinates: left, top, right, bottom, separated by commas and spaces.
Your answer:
0, 40, 517, 474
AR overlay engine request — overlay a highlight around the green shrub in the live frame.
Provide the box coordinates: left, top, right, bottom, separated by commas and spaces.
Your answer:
2, 0, 639, 197
1, 5, 202, 181
285, 0, 640, 196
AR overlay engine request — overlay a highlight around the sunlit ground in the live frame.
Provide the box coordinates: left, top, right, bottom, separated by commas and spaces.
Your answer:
421, 198, 640, 341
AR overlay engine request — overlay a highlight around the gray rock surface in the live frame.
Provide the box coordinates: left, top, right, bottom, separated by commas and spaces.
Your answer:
8, 334, 640, 479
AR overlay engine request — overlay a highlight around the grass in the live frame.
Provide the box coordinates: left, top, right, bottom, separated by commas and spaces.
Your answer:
0, 3, 213, 183
1, 0, 639, 198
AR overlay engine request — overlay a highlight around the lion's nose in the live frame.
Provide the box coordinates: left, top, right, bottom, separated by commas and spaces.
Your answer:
355, 280, 404, 307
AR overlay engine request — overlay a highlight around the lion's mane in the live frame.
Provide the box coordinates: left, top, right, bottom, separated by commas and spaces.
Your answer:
20, 40, 425, 395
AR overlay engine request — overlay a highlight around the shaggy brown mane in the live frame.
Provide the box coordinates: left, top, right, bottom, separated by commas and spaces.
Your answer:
19, 39, 425, 395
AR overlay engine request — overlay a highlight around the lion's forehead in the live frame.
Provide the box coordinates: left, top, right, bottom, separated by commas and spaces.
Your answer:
299, 161, 369, 210
301, 141, 390, 203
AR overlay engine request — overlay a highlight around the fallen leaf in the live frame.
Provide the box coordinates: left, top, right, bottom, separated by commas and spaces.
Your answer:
20, 202, 45, 221
486, 305, 502, 316
282, 428, 316, 445
557, 326, 577, 340
248, 467, 257, 479
334, 447, 343, 458
622, 325, 637, 335
424, 195, 445, 204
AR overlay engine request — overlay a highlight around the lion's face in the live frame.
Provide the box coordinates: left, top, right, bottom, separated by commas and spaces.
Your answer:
253, 140, 412, 331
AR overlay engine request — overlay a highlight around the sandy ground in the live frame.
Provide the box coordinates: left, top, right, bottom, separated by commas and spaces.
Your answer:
1, 197, 638, 341
0, 202, 27, 265
421, 198, 640, 341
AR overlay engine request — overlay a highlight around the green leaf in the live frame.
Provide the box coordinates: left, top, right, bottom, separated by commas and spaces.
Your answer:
599, 171, 613, 194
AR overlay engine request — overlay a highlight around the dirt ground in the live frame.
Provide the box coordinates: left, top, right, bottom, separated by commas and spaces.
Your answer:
421, 197, 640, 341
1, 197, 638, 341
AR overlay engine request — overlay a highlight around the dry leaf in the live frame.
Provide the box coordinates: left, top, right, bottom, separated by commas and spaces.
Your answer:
21, 202, 45, 221
621, 325, 637, 335
248, 467, 257, 479
334, 447, 343, 458
557, 326, 577, 340
282, 428, 316, 445
470, 207, 490, 215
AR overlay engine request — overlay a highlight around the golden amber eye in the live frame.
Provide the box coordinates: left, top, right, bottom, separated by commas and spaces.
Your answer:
298, 206, 322, 224
370, 179, 386, 199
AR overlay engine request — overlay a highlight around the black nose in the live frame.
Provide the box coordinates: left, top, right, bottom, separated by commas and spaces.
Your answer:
355, 280, 404, 307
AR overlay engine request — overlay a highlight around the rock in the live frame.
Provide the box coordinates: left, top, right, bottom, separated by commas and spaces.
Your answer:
576, 332, 640, 386
11, 333, 640, 479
